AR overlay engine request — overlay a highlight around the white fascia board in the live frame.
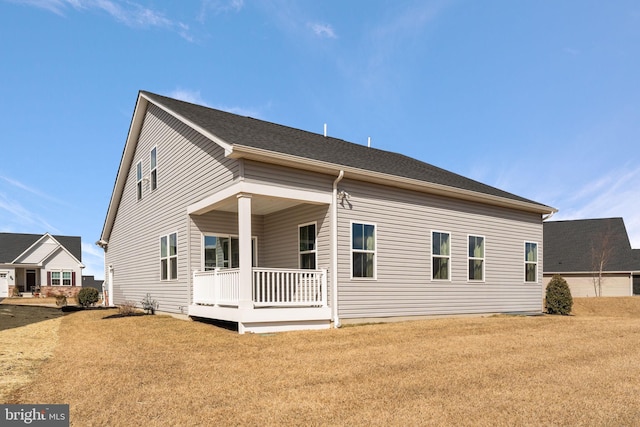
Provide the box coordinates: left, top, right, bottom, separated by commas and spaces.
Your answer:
11, 233, 50, 264
188, 181, 332, 215
39, 234, 85, 267
100, 95, 149, 243
140, 93, 234, 154
229, 145, 558, 216
101, 93, 236, 242
12, 233, 84, 268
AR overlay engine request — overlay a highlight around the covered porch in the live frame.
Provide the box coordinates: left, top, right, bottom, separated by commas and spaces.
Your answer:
187, 180, 334, 334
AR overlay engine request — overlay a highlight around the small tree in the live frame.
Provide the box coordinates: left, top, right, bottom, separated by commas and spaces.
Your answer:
591, 230, 613, 297
546, 275, 573, 315
77, 287, 100, 307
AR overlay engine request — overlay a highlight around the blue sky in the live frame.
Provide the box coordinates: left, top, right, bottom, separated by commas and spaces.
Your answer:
1, 0, 639, 279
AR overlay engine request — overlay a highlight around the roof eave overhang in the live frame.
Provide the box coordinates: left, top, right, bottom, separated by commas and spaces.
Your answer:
229, 145, 557, 216
100, 92, 236, 244
100, 95, 149, 243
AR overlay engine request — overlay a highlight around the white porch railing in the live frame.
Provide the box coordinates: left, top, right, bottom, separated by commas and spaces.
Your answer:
253, 268, 327, 307
192, 268, 327, 308
193, 268, 240, 306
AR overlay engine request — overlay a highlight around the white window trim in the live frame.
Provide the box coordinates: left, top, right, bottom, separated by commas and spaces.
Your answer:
524, 241, 538, 283
150, 146, 158, 191
51, 269, 73, 286
136, 160, 143, 201
350, 220, 377, 280
467, 234, 486, 282
431, 230, 452, 281
298, 221, 318, 269
201, 233, 258, 270
160, 232, 178, 281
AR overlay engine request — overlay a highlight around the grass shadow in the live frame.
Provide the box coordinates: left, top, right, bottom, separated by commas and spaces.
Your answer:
0, 305, 66, 332
102, 312, 146, 320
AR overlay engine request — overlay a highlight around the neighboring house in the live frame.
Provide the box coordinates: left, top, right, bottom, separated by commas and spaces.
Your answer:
543, 218, 640, 297
82, 275, 104, 293
0, 232, 84, 298
634, 250, 640, 295
98, 91, 556, 333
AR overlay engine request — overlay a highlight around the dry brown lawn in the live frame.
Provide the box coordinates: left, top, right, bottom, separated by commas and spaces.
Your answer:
3, 297, 640, 426
0, 304, 65, 401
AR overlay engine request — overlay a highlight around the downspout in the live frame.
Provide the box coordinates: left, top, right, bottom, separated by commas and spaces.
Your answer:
541, 209, 556, 310
332, 170, 344, 328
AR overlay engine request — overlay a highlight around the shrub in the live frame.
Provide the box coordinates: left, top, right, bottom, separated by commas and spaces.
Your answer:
55, 295, 68, 307
118, 300, 138, 316
141, 293, 158, 315
11, 286, 21, 297
77, 287, 100, 307
546, 275, 573, 315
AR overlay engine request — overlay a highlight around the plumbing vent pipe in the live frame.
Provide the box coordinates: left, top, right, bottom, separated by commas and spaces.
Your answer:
324, 123, 327, 137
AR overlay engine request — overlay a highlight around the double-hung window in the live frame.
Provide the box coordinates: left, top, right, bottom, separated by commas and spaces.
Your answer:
432, 231, 451, 280
51, 271, 61, 286
468, 235, 485, 281
161, 232, 178, 280
525, 242, 538, 282
351, 222, 375, 278
50, 270, 73, 286
136, 161, 143, 200
150, 147, 158, 191
299, 223, 317, 269
203, 235, 256, 270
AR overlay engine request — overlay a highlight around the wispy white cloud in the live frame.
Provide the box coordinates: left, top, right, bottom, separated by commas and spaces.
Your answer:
81, 242, 104, 279
551, 165, 640, 247
307, 22, 337, 39
346, 1, 447, 95
0, 192, 61, 234
169, 88, 211, 107
7, 0, 192, 40
5, 0, 69, 15
168, 88, 264, 118
198, 0, 243, 21
0, 175, 70, 207
564, 47, 580, 56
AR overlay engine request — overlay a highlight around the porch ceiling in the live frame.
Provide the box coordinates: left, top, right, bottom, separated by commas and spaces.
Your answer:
208, 195, 305, 215
188, 181, 332, 216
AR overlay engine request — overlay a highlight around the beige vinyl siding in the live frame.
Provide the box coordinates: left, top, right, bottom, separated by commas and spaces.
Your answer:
13, 236, 59, 264
336, 178, 544, 319
43, 249, 83, 285
262, 204, 331, 270
106, 103, 238, 313
189, 211, 265, 271
543, 274, 632, 297
243, 160, 333, 192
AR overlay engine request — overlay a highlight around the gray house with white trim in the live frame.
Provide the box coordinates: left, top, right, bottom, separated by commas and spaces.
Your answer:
0, 232, 84, 298
544, 218, 640, 297
98, 91, 556, 333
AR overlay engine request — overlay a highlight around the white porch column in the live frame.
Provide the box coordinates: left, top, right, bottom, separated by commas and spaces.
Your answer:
237, 193, 253, 310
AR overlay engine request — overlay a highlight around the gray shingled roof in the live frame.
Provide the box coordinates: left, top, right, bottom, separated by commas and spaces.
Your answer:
141, 91, 552, 210
0, 233, 82, 263
82, 275, 104, 291
544, 218, 640, 273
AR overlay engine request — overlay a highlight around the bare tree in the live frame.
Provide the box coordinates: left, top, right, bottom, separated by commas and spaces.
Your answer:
591, 230, 613, 297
